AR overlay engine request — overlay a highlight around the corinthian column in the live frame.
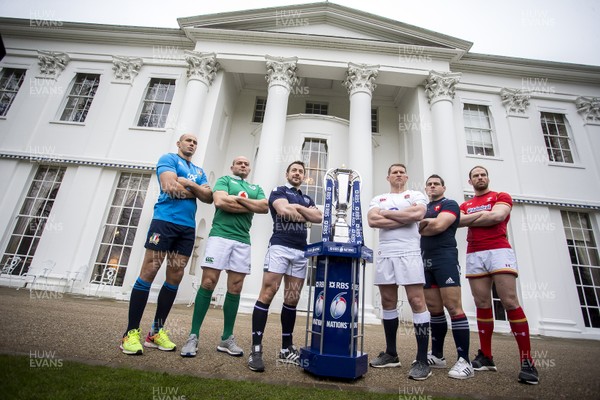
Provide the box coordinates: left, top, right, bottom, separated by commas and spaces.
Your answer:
252, 55, 299, 192
425, 70, 462, 201
343, 62, 378, 321
175, 51, 220, 137
342, 62, 378, 209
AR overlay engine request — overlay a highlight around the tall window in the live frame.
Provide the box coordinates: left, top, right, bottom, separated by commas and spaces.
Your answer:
252, 97, 266, 123
562, 211, 600, 328
0, 68, 26, 117
137, 78, 176, 128
463, 104, 495, 156
92, 172, 151, 287
60, 73, 100, 123
371, 107, 379, 133
305, 102, 328, 115
1, 166, 66, 276
301, 138, 328, 204
541, 112, 574, 164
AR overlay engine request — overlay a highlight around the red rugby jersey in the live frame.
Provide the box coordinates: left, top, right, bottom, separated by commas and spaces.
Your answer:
459, 191, 512, 253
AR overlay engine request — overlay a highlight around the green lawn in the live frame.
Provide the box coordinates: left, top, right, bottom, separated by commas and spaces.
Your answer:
1, 354, 444, 400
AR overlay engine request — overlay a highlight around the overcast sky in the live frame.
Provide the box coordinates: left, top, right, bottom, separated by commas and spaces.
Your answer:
1, 0, 599, 66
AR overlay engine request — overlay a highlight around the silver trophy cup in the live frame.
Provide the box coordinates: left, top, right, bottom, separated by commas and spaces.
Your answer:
324, 168, 361, 243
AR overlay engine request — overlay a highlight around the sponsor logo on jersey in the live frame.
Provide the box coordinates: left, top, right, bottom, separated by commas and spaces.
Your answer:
238, 191, 248, 198
434, 205, 441, 212
466, 204, 492, 214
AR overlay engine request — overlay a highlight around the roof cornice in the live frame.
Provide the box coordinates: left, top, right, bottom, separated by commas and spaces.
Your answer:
452, 53, 600, 85
178, 2, 472, 51
0, 18, 193, 48
183, 27, 465, 62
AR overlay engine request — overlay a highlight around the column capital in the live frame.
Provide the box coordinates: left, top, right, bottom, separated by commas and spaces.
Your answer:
265, 55, 299, 90
343, 62, 379, 96
425, 70, 461, 104
575, 96, 600, 123
184, 51, 220, 85
501, 88, 531, 116
111, 56, 143, 84
37, 50, 69, 79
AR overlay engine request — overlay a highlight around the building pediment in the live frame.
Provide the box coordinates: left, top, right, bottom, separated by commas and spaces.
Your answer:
178, 2, 472, 51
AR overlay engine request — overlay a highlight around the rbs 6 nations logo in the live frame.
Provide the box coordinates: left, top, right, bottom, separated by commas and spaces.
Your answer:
330, 292, 347, 319
314, 291, 324, 317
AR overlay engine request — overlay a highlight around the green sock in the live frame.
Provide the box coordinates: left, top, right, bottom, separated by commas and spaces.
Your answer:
190, 287, 213, 336
222, 292, 240, 340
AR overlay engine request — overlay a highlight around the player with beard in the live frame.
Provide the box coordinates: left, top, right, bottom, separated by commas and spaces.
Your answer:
459, 166, 539, 385
247, 161, 322, 372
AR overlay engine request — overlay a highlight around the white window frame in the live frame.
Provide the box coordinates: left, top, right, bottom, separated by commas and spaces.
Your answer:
1, 165, 66, 277
462, 102, 497, 157
561, 210, 600, 328
91, 171, 151, 287
0, 68, 27, 117
57, 73, 101, 123
539, 111, 577, 165
305, 102, 329, 115
252, 97, 267, 123
300, 138, 328, 205
135, 77, 176, 129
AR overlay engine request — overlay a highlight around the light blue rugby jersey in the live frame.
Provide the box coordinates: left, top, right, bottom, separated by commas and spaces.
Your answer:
153, 153, 208, 228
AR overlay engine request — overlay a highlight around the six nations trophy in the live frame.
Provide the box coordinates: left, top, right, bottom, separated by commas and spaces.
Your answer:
300, 167, 373, 380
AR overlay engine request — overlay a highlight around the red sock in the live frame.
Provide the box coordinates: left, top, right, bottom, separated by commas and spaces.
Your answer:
507, 307, 532, 363
476, 308, 494, 358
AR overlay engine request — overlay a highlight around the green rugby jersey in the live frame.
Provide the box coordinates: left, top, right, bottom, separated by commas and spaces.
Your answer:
209, 175, 266, 244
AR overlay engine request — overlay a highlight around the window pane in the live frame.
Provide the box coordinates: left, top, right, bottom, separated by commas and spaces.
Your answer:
137, 79, 176, 128
0, 68, 26, 116
2, 166, 66, 276
463, 104, 495, 157
92, 172, 151, 286
541, 113, 574, 164
562, 211, 600, 327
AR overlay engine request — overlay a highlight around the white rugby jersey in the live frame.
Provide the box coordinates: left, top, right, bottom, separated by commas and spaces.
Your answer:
369, 190, 427, 256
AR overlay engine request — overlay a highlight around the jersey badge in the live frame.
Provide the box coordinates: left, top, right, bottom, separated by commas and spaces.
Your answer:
149, 233, 160, 245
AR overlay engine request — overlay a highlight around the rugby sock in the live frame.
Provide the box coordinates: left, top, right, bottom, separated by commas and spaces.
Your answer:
507, 307, 532, 363
476, 307, 494, 358
189, 287, 213, 336
413, 310, 431, 363
430, 312, 447, 358
281, 303, 297, 349
451, 313, 470, 362
151, 281, 179, 335
125, 277, 151, 335
382, 309, 399, 357
222, 292, 241, 340
252, 300, 270, 346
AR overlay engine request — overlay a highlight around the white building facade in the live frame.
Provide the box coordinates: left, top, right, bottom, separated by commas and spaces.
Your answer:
1, 3, 599, 340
